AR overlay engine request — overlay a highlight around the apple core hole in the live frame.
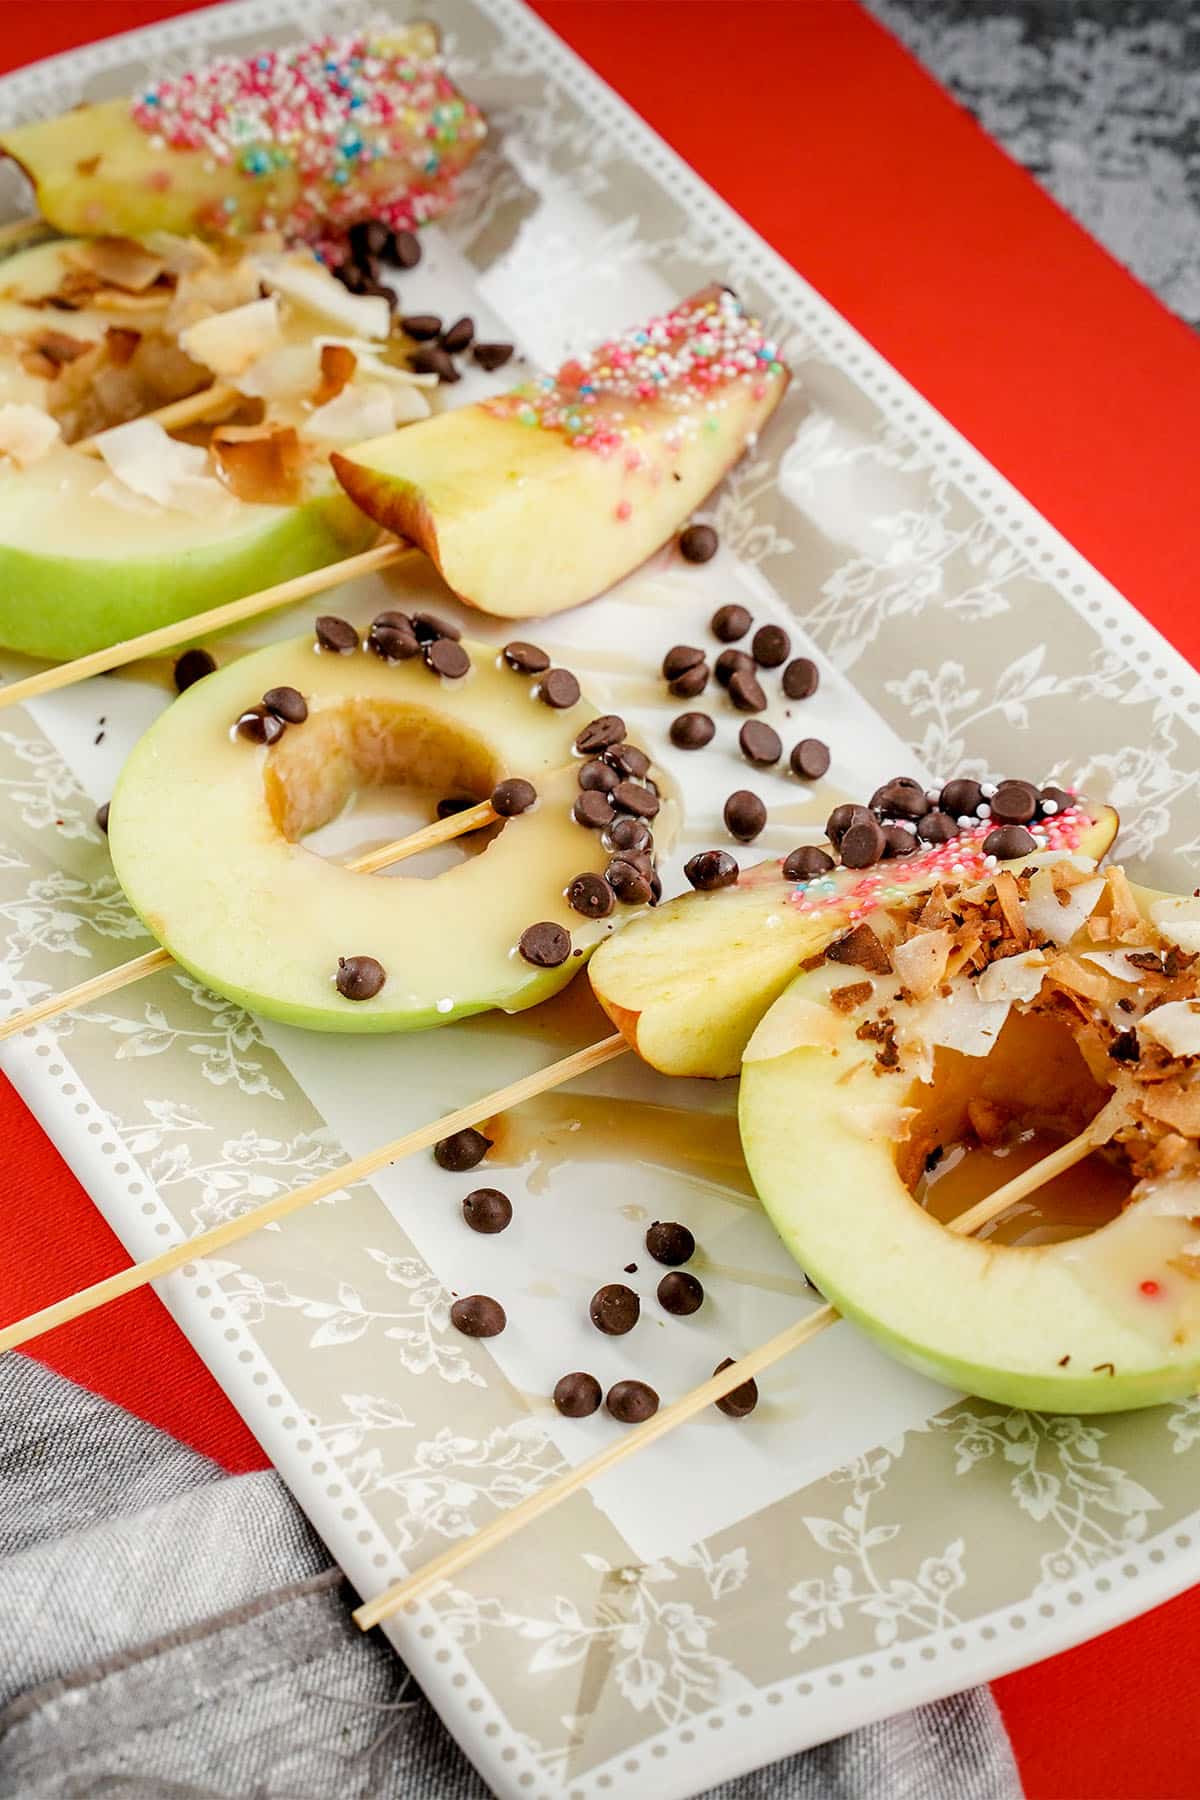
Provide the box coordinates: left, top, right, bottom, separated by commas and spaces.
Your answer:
900, 1008, 1133, 1247
262, 698, 506, 879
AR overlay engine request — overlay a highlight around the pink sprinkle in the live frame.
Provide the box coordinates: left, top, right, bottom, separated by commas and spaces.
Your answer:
615, 499, 633, 521
1140, 1279, 1162, 1298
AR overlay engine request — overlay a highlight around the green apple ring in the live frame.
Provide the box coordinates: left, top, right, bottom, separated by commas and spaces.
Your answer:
740, 866, 1200, 1414
108, 626, 676, 1032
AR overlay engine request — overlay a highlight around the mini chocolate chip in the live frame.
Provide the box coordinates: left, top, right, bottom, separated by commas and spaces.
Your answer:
554, 1371, 602, 1418
393, 230, 422, 269
679, 523, 718, 564
670, 711, 715, 750
410, 344, 459, 382
870, 778, 927, 821
519, 921, 571, 967
235, 706, 285, 745
662, 645, 706, 681
669, 660, 710, 699
609, 815, 653, 853
715, 647, 754, 688
590, 1283, 640, 1335
605, 742, 651, 779
616, 845, 655, 879
607, 1379, 659, 1423
412, 611, 461, 642
425, 638, 470, 679
783, 845, 835, 880
612, 780, 660, 820
450, 1294, 506, 1338
263, 685, 307, 724
983, 823, 1037, 860
440, 315, 474, 353
939, 777, 983, 817
728, 668, 768, 713
1040, 784, 1075, 813
574, 791, 615, 830
401, 312, 442, 340
724, 789, 767, 842
539, 668, 581, 710
369, 617, 420, 661
989, 779, 1040, 825
658, 1270, 704, 1315
575, 714, 626, 754
685, 848, 739, 891
645, 1220, 695, 1265
349, 219, 391, 263
917, 809, 958, 843
782, 657, 820, 700
826, 802, 873, 847
173, 648, 216, 692
490, 777, 536, 817
607, 858, 654, 904
335, 955, 386, 1001
567, 871, 614, 918
473, 341, 514, 371
314, 614, 359, 654
578, 758, 619, 794
503, 640, 550, 675
711, 603, 751, 642
95, 801, 110, 834
434, 1128, 492, 1172
739, 720, 782, 766
713, 1356, 759, 1418
790, 738, 831, 780
840, 816, 888, 868
752, 623, 790, 668
883, 822, 919, 857
462, 1188, 513, 1234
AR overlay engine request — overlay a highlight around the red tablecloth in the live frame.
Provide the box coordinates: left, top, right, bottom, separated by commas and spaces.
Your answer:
2, 5, 1199, 1797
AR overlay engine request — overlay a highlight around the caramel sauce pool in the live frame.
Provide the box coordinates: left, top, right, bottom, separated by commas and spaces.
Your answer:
915, 1127, 1132, 1247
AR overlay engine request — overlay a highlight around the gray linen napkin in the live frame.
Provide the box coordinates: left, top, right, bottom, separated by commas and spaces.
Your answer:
0, 1355, 1020, 1799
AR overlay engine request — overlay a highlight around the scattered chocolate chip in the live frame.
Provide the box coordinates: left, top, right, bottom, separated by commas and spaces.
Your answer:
335, 955, 386, 1001
473, 341, 514, 371
503, 640, 550, 675
782, 657, 819, 701
783, 845, 835, 881
314, 614, 359, 654
368, 614, 420, 661
235, 705, 286, 746
263, 685, 307, 724
679, 523, 718, 564
983, 823, 1037, 860
939, 777, 983, 818
685, 848, 739, 891
883, 822, 919, 857
413, 611, 461, 642
624, 1263, 637, 1275
554, 1371, 602, 1418
612, 780, 660, 820
393, 229, 422, 269
645, 1220, 696, 1265
752, 623, 790, 668
574, 791, 615, 830
917, 809, 958, 843
589, 1283, 640, 1335
605, 742, 650, 779
349, 219, 391, 264
607, 1379, 659, 1423
711, 602, 751, 642
95, 801, 110, 835
840, 815, 887, 868
669, 660, 710, 699
728, 668, 768, 713
670, 711, 715, 751
401, 312, 442, 340
790, 737, 831, 781
410, 344, 460, 383
440, 315, 474, 353
451, 1294, 506, 1338
539, 668, 581, 710
827, 922, 893, 974
434, 1127, 492, 1172
607, 858, 654, 905
609, 815, 653, 854
574, 714, 626, 754
662, 645, 706, 681
491, 777, 536, 817
713, 1357, 759, 1418
173, 647, 216, 692
576, 759, 617, 796
739, 720, 782, 766
870, 778, 927, 821
519, 921, 571, 967
1040, 784, 1074, 813
462, 1187, 513, 1234
658, 1270, 704, 1315
715, 647, 754, 688
425, 638, 471, 679
724, 789, 767, 843
989, 779, 1039, 825
826, 802, 873, 847
567, 871, 615, 918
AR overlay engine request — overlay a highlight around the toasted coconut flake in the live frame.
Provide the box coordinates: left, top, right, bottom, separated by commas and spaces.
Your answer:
917, 885, 955, 932
1024, 868, 1105, 944
65, 236, 168, 293
302, 381, 396, 443
743, 991, 846, 1062
1081, 948, 1154, 983
212, 425, 305, 507
1104, 866, 1142, 940
253, 252, 391, 339
1047, 954, 1116, 1006
1140, 1083, 1200, 1138
1151, 896, 1200, 956
975, 949, 1048, 1005
23, 329, 92, 377
94, 416, 233, 519
0, 402, 60, 467
829, 980, 874, 1014
314, 343, 357, 406
166, 255, 262, 334
891, 929, 952, 1001
180, 297, 281, 378
992, 870, 1028, 948
903, 980, 1011, 1061
827, 922, 893, 975
1137, 1001, 1200, 1062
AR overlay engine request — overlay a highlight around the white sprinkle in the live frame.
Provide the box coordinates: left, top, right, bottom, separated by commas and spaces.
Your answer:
1042, 799, 1059, 815
436, 998, 454, 1014
980, 782, 998, 799
977, 803, 992, 818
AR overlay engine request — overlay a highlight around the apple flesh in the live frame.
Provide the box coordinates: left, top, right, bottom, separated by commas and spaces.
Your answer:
331, 288, 790, 619
108, 629, 676, 1032
588, 807, 1120, 1078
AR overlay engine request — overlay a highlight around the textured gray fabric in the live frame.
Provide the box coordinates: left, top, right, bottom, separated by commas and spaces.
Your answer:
0, 1358, 1020, 1798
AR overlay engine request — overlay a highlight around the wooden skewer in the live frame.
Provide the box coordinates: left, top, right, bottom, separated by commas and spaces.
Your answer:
354, 1101, 1127, 1628
0, 539, 409, 712
0, 796, 502, 1044
74, 384, 242, 456
0, 1032, 630, 1357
